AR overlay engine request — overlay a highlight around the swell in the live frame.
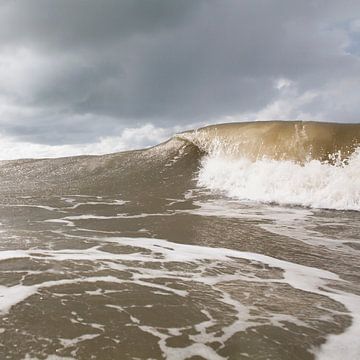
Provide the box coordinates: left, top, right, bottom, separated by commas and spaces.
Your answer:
0, 137, 202, 198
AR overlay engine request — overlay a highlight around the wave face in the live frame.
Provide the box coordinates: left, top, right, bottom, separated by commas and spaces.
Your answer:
178, 121, 360, 162
178, 121, 360, 211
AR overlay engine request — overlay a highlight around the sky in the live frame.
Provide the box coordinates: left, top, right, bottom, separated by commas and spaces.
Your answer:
0, 0, 360, 159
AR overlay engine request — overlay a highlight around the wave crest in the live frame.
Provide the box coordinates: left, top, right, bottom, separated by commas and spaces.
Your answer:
177, 121, 360, 163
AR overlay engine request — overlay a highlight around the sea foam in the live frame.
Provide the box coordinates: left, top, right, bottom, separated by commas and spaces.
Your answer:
198, 147, 360, 211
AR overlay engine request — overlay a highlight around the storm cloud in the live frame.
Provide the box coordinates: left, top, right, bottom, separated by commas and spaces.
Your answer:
0, 0, 359, 156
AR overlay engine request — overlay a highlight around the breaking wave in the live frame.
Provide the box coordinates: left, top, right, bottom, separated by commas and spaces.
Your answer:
197, 149, 360, 211
176, 121, 360, 211
1, 120, 359, 211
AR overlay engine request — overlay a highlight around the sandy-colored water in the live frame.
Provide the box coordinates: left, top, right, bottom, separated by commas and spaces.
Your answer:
0, 121, 359, 359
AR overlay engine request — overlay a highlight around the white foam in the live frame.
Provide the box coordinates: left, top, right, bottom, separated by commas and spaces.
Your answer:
1, 237, 359, 359
59, 333, 100, 348
0, 204, 58, 211
315, 295, 360, 360
64, 200, 127, 210
23, 355, 75, 360
198, 148, 360, 211
43, 212, 175, 228
64, 213, 172, 220
0, 276, 123, 315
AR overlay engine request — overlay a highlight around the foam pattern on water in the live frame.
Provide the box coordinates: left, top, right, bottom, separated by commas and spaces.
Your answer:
0, 195, 359, 359
0, 236, 358, 360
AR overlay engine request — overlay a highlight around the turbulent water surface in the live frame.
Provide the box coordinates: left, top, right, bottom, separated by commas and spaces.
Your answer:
0, 121, 359, 360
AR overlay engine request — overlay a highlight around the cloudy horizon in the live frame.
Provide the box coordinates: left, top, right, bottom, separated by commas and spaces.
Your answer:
0, 0, 360, 159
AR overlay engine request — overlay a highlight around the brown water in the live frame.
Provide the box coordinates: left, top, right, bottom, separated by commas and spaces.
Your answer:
179, 121, 360, 162
0, 121, 359, 360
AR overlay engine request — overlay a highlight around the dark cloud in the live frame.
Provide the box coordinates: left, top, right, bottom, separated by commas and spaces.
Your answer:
0, 0, 200, 49
0, 0, 359, 145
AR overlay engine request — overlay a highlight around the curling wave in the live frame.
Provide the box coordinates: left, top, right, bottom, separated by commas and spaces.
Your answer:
0, 120, 359, 211
177, 121, 360, 211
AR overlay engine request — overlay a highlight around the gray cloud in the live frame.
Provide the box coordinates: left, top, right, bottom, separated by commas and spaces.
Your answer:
0, 0, 359, 146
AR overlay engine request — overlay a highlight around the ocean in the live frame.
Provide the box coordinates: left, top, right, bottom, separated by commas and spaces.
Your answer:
0, 121, 359, 359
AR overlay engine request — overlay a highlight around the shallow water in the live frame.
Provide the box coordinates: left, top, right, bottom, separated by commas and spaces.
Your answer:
0, 190, 359, 360
0, 122, 359, 359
